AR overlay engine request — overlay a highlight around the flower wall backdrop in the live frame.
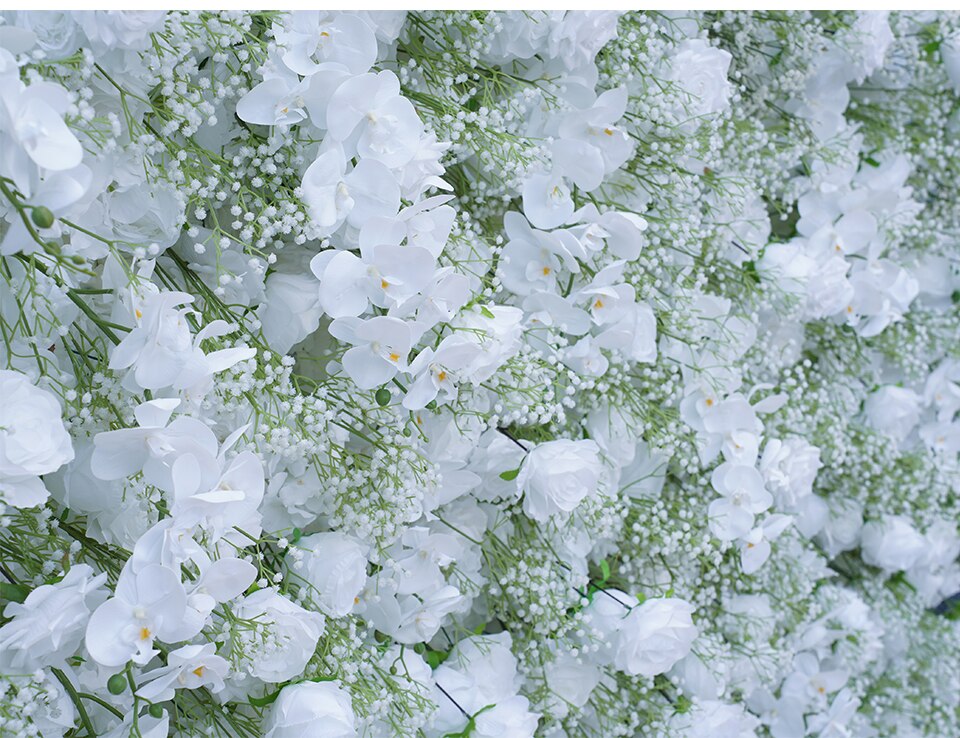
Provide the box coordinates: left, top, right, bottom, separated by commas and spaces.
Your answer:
0, 9, 959, 738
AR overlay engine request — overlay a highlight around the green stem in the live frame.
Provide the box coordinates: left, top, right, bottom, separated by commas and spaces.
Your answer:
51, 667, 96, 738
15, 255, 124, 346
79, 692, 125, 719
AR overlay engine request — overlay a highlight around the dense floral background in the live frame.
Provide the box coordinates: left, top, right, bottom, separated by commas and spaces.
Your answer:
0, 9, 959, 738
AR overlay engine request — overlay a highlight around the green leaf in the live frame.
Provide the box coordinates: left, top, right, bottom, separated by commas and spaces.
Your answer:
443, 719, 476, 738
635, 592, 646, 605
473, 704, 497, 719
425, 649, 448, 669
443, 704, 496, 738
499, 467, 520, 481
0, 582, 30, 603
249, 686, 283, 708
599, 559, 611, 583
479, 306, 495, 319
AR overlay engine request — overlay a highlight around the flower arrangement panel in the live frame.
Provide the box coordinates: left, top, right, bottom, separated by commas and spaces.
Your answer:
0, 9, 959, 738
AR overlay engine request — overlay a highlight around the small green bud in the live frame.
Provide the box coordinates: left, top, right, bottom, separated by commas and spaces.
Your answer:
71, 255, 86, 265
43, 241, 61, 256
375, 388, 391, 406
31, 206, 55, 229
148, 703, 164, 719
402, 427, 412, 437
107, 674, 127, 695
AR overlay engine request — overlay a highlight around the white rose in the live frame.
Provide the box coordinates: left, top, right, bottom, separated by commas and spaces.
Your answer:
473, 695, 540, 738
669, 652, 722, 701
807, 254, 854, 318
860, 516, 926, 573
457, 304, 524, 383
846, 11, 893, 81
264, 682, 357, 738
0, 370, 74, 508
296, 532, 368, 618
0, 564, 106, 671
759, 438, 822, 509
864, 385, 921, 442
614, 597, 698, 677
517, 439, 602, 521
594, 301, 658, 364
816, 497, 864, 557
16, 11, 78, 59
257, 272, 324, 356
757, 242, 815, 302
916, 519, 960, 571
670, 699, 760, 738
545, 652, 601, 710
580, 587, 633, 664
76, 10, 166, 52
668, 39, 733, 117
106, 182, 183, 251
943, 34, 960, 95
586, 404, 636, 466
234, 589, 324, 684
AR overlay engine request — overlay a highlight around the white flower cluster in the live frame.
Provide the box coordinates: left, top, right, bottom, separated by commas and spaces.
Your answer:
0, 9, 958, 738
